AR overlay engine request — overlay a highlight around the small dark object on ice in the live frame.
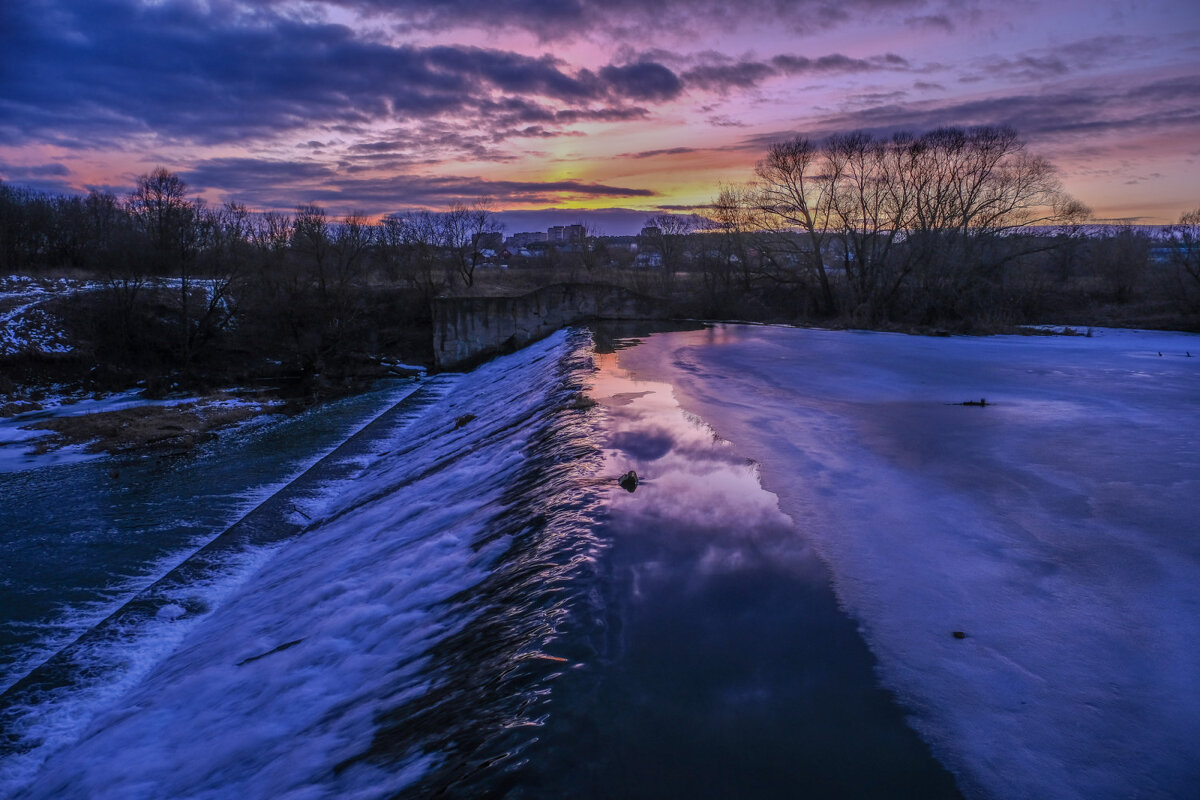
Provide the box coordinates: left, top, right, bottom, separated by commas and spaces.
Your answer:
618, 470, 639, 492
961, 398, 988, 407
1188, 352, 1193, 358
455, 413, 476, 429
1158, 352, 1162, 357
952, 631, 967, 639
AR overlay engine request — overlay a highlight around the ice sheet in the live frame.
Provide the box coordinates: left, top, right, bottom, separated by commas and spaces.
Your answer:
616, 324, 1200, 800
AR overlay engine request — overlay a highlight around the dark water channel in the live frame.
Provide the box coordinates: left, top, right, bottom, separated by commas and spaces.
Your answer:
0, 380, 422, 688
514, 334, 963, 798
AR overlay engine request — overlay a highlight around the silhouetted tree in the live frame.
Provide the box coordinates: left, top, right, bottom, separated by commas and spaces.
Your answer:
742, 126, 1086, 323
753, 136, 839, 314
1093, 225, 1150, 303
1170, 208, 1200, 290
380, 210, 450, 300
642, 213, 696, 282
127, 167, 197, 275
441, 202, 501, 288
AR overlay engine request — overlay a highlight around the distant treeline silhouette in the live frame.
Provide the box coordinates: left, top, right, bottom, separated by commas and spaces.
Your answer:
1, 127, 1198, 397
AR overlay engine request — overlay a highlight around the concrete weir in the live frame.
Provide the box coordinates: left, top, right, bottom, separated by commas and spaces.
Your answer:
432, 283, 665, 370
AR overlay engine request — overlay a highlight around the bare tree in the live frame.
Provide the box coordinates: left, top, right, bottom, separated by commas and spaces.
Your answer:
182, 201, 251, 364
440, 202, 502, 288
380, 210, 451, 299
127, 168, 207, 365
1092, 225, 1151, 303
642, 213, 697, 281
127, 167, 197, 275
746, 126, 1085, 321
1169, 207, 1200, 290
708, 184, 763, 290
753, 136, 841, 314
824, 131, 915, 318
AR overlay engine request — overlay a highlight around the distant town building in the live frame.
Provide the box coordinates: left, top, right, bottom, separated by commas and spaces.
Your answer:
548, 224, 586, 244
639, 225, 662, 240
602, 235, 639, 253
507, 231, 547, 247
473, 231, 504, 251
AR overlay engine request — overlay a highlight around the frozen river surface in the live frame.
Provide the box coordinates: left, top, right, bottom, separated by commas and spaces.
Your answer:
616, 325, 1200, 800
2, 324, 1197, 799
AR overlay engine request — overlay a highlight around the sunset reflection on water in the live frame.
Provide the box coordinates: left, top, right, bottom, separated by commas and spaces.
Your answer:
528, 334, 962, 799
589, 348, 826, 586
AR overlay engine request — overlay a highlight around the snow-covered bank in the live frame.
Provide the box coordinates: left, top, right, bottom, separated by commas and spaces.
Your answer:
5, 330, 605, 799
0, 275, 106, 357
617, 325, 1200, 800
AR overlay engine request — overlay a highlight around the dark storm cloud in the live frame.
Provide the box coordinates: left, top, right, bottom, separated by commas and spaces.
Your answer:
0, 162, 76, 195
624, 147, 701, 159
335, 118, 568, 165
681, 52, 913, 93
1, 163, 72, 179
184, 158, 340, 188
178, 157, 655, 212
905, 14, 954, 32
423, 46, 601, 100
618, 144, 748, 159
311, 175, 655, 215
478, 97, 651, 126
773, 53, 911, 73
323, 0, 936, 38
967, 36, 1150, 83
682, 62, 779, 92
597, 62, 685, 102
975, 55, 1071, 82
745, 74, 1200, 147
0, 0, 677, 148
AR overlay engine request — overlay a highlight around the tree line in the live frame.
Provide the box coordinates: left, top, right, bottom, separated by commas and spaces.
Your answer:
2, 127, 1198, 398
687, 126, 1198, 327
0, 169, 513, 397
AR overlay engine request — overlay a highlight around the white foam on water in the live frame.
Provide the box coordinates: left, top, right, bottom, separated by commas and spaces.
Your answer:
0, 381, 424, 694
6, 331, 579, 799
617, 324, 1200, 800
0, 541, 288, 794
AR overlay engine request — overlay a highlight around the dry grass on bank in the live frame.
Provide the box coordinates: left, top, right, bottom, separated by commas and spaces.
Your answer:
22, 398, 282, 456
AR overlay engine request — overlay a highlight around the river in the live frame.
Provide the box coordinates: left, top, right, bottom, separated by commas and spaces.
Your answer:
3, 324, 1197, 798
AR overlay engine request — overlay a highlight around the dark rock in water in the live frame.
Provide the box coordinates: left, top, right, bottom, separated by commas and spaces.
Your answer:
952, 631, 967, 639
566, 394, 597, 411
618, 470, 639, 492
455, 413, 477, 429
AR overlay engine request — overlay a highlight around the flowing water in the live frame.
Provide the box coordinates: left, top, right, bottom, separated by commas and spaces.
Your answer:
1, 327, 964, 798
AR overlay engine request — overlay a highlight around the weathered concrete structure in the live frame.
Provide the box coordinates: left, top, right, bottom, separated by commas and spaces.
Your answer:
432, 283, 666, 370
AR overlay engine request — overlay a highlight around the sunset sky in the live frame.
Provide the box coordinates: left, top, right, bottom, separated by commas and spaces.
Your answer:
2, 0, 1197, 233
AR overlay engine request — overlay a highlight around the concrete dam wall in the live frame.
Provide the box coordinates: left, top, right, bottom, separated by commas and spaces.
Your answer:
432, 283, 666, 370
